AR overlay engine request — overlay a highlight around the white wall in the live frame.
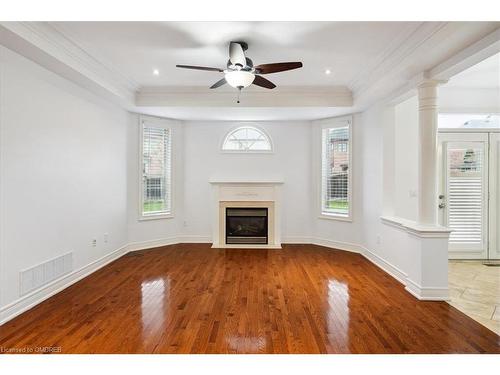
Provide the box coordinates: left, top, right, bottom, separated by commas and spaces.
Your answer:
360, 104, 411, 280
126, 114, 185, 247
0, 46, 129, 317
439, 87, 500, 113
394, 96, 419, 221
182, 121, 313, 242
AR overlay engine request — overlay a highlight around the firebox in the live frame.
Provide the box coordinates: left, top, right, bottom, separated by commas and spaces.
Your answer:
225, 207, 268, 245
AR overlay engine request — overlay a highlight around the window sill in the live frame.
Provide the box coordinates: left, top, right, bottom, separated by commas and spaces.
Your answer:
318, 213, 352, 222
139, 213, 174, 222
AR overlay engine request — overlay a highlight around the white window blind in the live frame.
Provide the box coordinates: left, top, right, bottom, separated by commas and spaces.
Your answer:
141, 123, 171, 217
321, 121, 351, 218
222, 126, 272, 152
447, 146, 484, 245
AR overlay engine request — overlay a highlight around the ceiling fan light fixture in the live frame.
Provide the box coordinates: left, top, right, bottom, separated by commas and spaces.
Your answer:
225, 70, 255, 88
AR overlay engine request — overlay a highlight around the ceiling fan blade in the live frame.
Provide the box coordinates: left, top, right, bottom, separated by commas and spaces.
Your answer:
253, 75, 276, 89
176, 65, 223, 72
229, 42, 246, 67
255, 62, 303, 74
210, 78, 227, 89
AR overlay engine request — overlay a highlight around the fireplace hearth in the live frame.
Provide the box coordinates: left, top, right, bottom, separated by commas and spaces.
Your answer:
225, 207, 268, 244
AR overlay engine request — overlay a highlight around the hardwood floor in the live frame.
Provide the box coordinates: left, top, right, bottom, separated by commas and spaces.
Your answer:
0, 244, 498, 354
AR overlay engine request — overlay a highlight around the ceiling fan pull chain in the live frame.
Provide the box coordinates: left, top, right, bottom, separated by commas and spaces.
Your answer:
237, 87, 242, 104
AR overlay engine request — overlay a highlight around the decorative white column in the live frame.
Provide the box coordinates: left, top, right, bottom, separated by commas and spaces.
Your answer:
417, 79, 441, 226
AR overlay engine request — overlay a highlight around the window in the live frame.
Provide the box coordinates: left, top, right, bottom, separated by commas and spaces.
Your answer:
141, 120, 172, 218
321, 118, 352, 219
222, 126, 272, 152
438, 113, 500, 129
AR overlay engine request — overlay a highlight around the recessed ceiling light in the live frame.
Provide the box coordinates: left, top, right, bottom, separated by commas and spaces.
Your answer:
325, 69, 331, 75
153, 69, 159, 76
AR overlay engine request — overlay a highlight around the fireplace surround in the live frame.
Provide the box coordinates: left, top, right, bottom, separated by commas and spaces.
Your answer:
209, 180, 283, 249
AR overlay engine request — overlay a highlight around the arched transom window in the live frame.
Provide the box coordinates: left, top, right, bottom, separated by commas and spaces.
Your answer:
222, 126, 273, 152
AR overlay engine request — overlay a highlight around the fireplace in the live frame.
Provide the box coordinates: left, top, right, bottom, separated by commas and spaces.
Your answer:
225, 207, 268, 244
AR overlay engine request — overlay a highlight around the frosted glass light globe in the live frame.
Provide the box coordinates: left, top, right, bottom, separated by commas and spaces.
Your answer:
225, 70, 255, 88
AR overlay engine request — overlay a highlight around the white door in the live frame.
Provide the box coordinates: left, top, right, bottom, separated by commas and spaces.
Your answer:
489, 133, 500, 259
439, 132, 489, 259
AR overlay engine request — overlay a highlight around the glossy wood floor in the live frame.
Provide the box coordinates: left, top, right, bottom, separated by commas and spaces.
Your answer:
1, 244, 499, 353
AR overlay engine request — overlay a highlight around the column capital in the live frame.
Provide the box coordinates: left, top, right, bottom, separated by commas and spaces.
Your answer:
417, 78, 447, 111
417, 77, 448, 89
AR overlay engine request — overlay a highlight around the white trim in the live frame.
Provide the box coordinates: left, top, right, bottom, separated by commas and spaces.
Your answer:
220, 124, 274, 153
136, 85, 353, 108
380, 215, 452, 238
350, 22, 448, 95
318, 115, 353, 221
311, 237, 362, 253
438, 133, 489, 257
138, 213, 174, 221
127, 237, 179, 252
178, 235, 212, 243
281, 236, 313, 244
0, 22, 136, 107
368, 27, 500, 110
404, 279, 450, 301
429, 28, 500, 82
127, 235, 214, 252
489, 133, 500, 260
0, 244, 128, 325
139, 115, 174, 220
318, 214, 352, 222
360, 246, 408, 285
439, 127, 500, 133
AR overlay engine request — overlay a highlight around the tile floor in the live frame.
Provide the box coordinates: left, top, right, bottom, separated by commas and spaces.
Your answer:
448, 261, 500, 335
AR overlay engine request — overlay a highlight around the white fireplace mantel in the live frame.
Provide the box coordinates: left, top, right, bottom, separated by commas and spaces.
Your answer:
209, 180, 283, 249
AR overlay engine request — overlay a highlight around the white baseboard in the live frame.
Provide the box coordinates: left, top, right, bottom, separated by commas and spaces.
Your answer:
282, 236, 313, 244
0, 244, 129, 325
127, 235, 212, 252
311, 237, 363, 253
127, 236, 180, 252
405, 279, 450, 301
177, 235, 212, 243
360, 246, 408, 285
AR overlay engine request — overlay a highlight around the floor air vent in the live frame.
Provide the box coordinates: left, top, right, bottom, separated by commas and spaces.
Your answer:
20, 252, 73, 295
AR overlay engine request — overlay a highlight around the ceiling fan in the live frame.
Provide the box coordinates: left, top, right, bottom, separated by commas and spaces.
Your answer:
176, 41, 303, 102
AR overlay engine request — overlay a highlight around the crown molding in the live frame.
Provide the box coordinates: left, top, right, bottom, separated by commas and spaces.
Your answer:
136, 85, 353, 107
429, 27, 500, 81
349, 22, 449, 95
0, 22, 137, 108
360, 25, 500, 109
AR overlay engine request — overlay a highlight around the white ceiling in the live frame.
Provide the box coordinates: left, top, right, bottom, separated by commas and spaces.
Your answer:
16, 21, 499, 120
446, 52, 500, 89
51, 21, 420, 88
